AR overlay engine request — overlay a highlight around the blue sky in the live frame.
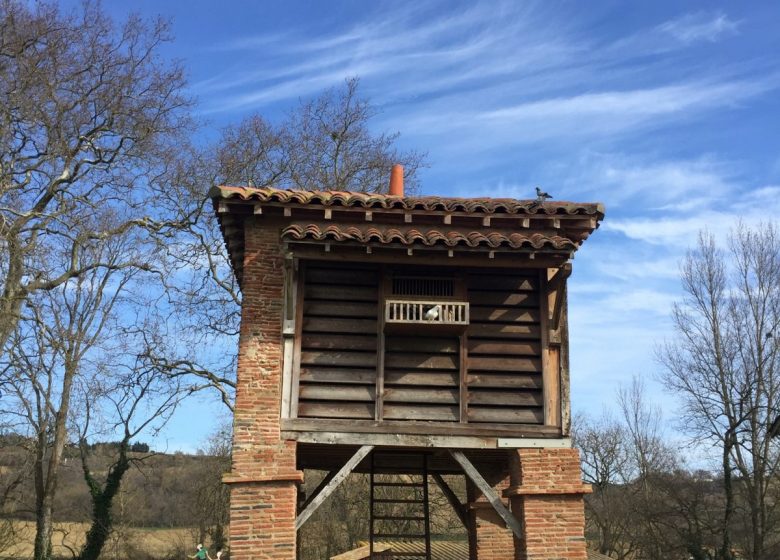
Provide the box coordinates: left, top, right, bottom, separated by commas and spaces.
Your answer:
94, 1, 780, 451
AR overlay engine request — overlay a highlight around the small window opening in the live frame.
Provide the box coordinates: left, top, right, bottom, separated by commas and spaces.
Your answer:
392, 276, 454, 298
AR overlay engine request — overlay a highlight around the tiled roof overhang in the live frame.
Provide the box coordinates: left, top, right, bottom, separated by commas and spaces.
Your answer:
210, 185, 605, 288
281, 223, 578, 250
212, 185, 604, 216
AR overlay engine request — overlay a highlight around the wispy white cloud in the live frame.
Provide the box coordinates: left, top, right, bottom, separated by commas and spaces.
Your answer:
658, 11, 739, 45
401, 78, 774, 148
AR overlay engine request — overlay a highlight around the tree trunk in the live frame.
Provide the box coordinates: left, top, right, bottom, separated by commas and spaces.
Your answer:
78, 442, 131, 560
720, 434, 734, 560
32, 497, 53, 560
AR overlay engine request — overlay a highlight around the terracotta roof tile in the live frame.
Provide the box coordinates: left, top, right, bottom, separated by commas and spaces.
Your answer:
281, 223, 577, 250
211, 185, 604, 217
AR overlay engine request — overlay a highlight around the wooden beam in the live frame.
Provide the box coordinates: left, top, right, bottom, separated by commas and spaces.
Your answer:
295, 445, 374, 530
432, 473, 467, 528
281, 418, 562, 438
282, 431, 496, 449
449, 450, 523, 540
253, 203, 263, 214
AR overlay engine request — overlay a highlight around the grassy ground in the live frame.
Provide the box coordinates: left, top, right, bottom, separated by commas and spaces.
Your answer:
3, 521, 195, 559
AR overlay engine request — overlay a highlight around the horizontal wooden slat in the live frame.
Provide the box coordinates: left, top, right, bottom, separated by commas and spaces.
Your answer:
301, 334, 377, 351
384, 387, 458, 404
305, 285, 378, 301
297, 402, 374, 419
467, 373, 542, 389
385, 353, 458, 370
299, 385, 375, 402
467, 324, 541, 339
468, 356, 542, 373
467, 407, 543, 424
468, 291, 539, 307
470, 307, 540, 323
467, 276, 537, 291
386, 337, 459, 354
467, 340, 541, 356
384, 405, 459, 422
303, 317, 377, 334
468, 391, 542, 406
304, 301, 378, 318
305, 268, 377, 285
299, 367, 376, 385
300, 350, 377, 367
385, 371, 459, 387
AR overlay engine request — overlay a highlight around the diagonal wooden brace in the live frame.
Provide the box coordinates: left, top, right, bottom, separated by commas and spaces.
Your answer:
295, 445, 374, 531
450, 450, 523, 540
295, 445, 374, 530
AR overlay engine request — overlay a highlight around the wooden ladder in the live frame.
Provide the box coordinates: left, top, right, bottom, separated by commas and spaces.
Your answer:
369, 452, 431, 560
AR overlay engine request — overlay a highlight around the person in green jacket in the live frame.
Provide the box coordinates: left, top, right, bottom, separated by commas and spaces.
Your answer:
188, 544, 211, 560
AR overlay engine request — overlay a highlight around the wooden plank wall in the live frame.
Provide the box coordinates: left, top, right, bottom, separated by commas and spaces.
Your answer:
383, 335, 460, 421
297, 262, 380, 419
465, 271, 544, 424
294, 262, 547, 426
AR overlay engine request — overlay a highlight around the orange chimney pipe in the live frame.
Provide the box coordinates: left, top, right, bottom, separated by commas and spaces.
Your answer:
389, 164, 404, 196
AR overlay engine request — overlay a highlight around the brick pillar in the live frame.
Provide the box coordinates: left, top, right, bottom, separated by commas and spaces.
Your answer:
506, 448, 591, 560
223, 223, 302, 560
467, 466, 520, 560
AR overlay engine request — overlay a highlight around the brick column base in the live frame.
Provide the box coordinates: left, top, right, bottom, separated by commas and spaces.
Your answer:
506, 448, 591, 560
228, 478, 301, 560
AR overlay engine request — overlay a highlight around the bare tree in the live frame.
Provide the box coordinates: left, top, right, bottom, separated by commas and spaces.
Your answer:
659, 225, 780, 560
0, 0, 193, 352
149, 78, 428, 410
75, 352, 185, 560
0, 239, 136, 560
573, 410, 634, 559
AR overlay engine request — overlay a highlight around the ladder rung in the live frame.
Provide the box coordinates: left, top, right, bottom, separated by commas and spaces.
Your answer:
373, 498, 424, 504
373, 533, 427, 539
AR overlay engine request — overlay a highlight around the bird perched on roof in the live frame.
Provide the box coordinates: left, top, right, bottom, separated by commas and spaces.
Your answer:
424, 304, 441, 321
535, 186, 553, 202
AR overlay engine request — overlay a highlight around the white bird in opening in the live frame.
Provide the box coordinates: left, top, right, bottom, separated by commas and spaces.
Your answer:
424, 304, 441, 321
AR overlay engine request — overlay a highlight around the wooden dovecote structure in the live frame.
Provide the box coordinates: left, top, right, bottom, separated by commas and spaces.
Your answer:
212, 175, 604, 560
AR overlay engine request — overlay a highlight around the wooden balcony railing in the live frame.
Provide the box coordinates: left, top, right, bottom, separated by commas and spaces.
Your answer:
384, 299, 469, 326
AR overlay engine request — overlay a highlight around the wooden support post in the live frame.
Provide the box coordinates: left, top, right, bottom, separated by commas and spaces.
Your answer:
295, 445, 374, 530
280, 258, 298, 418
450, 451, 523, 540
432, 473, 467, 528
376, 269, 386, 421
459, 334, 468, 423
290, 262, 305, 417
300, 470, 337, 512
